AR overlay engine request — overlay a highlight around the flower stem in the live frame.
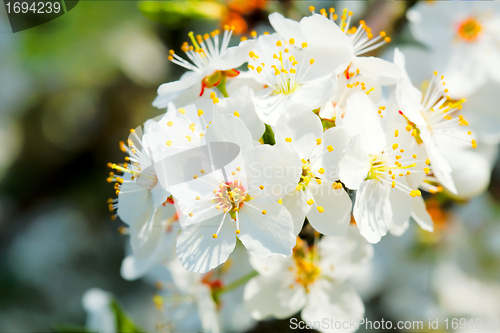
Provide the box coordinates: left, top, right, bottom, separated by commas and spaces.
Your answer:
216, 76, 229, 98
215, 270, 258, 297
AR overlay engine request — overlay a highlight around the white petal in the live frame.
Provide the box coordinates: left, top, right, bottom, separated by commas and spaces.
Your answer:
318, 226, 374, 282
249, 254, 293, 277
411, 196, 433, 232
322, 126, 352, 180
210, 39, 255, 72
217, 85, 265, 140
388, 187, 412, 237
117, 175, 154, 227
307, 181, 351, 236
281, 190, 310, 236
238, 198, 295, 257
244, 272, 306, 320
205, 115, 254, 154
269, 12, 306, 46
342, 92, 386, 154
422, 130, 457, 194
273, 111, 323, 159
338, 136, 371, 190
302, 280, 364, 333
444, 146, 491, 199
176, 214, 237, 273
244, 144, 301, 200
153, 72, 203, 108
195, 284, 221, 333
353, 179, 392, 243
352, 57, 401, 86
121, 204, 179, 280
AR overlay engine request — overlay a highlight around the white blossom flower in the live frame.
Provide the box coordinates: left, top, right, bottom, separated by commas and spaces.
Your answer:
154, 245, 256, 333
186, 85, 265, 141
407, 1, 500, 95
273, 111, 352, 236
153, 25, 254, 108
120, 200, 178, 280
107, 128, 171, 278
269, 9, 399, 124
394, 48, 477, 195
244, 226, 372, 333
338, 91, 432, 243
246, 33, 346, 125
169, 115, 300, 273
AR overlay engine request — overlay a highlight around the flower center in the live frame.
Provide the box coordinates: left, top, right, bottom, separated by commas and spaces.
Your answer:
215, 181, 247, 218
457, 17, 482, 42
296, 159, 314, 191
292, 238, 321, 292
247, 39, 312, 96
367, 149, 421, 198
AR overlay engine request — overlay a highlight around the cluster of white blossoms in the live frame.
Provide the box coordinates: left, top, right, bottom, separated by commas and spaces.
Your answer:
106, 6, 486, 332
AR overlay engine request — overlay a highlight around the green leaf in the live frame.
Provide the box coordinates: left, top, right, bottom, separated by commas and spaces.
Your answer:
261, 124, 276, 145
138, 1, 226, 27
110, 298, 144, 333
52, 324, 92, 333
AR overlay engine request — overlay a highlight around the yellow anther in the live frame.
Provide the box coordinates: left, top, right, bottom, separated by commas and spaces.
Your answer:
309, 5, 315, 12
301, 42, 308, 48
327, 145, 334, 152
318, 168, 325, 174
262, 210, 267, 215
250, 31, 257, 37
166, 140, 172, 146
285, 137, 292, 143
259, 185, 264, 190
310, 58, 315, 65
196, 196, 200, 200
276, 40, 282, 47
425, 159, 431, 165
317, 206, 324, 213
392, 143, 398, 150
472, 139, 477, 148
424, 167, 431, 174
212, 234, 218, 239
178, 108, 186, 115
392, 181, 396, 188
289, 38, 295, 44
234, 111, 240, 117
384, 37, 391, 43
307, 199, 314, 206
236, 230, 240, 234
316, 138, 322, 145
189, 212, 193, 217
410, 190, 422, 197
193, 174, 198, 179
